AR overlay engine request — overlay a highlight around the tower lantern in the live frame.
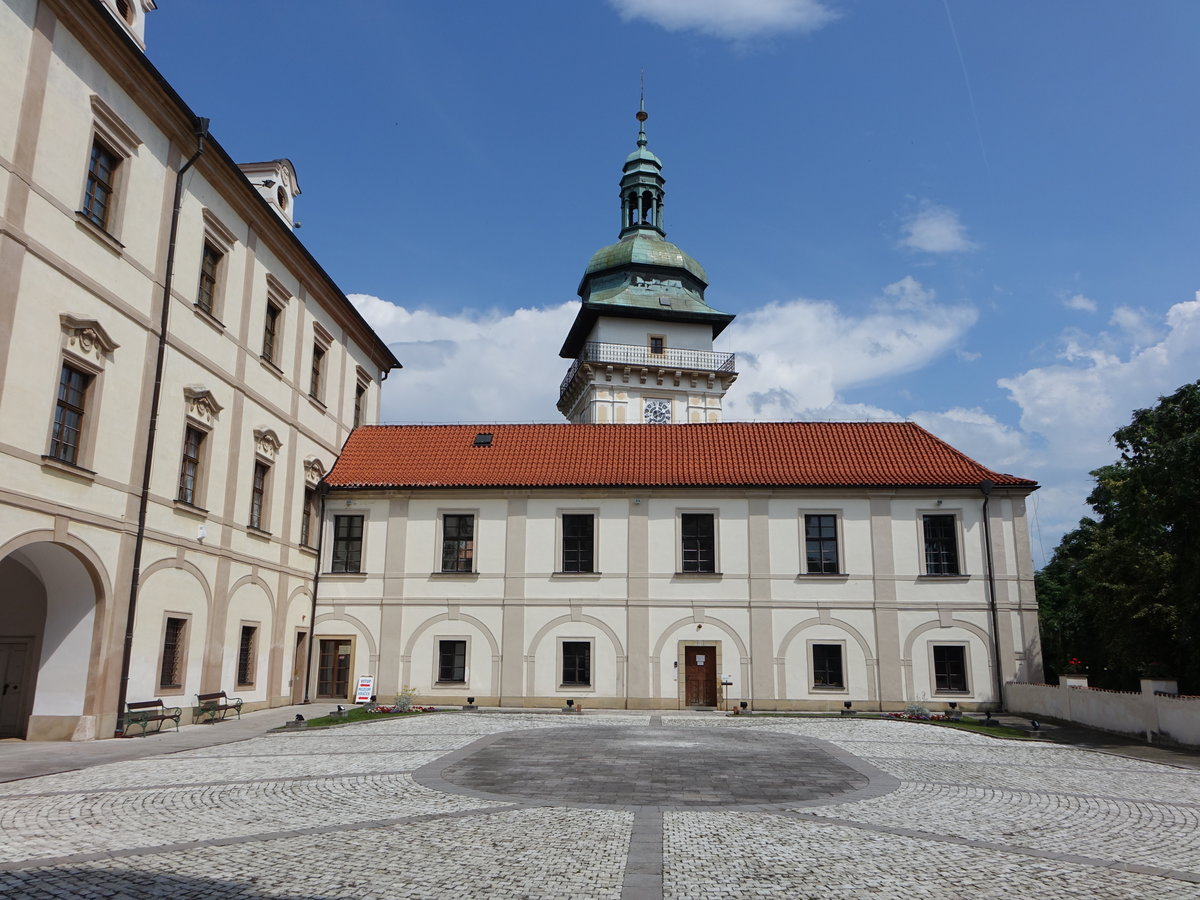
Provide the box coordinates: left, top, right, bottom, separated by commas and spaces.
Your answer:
557, 103, 737, 425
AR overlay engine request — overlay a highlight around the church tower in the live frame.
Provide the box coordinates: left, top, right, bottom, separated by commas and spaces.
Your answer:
557, 104, 737, 424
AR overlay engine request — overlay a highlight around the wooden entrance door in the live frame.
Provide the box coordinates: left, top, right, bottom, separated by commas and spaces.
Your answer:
291, 631, 308, 704
317, 638, 352, 698
684, 645, 717, 707
0, 639, 33, 739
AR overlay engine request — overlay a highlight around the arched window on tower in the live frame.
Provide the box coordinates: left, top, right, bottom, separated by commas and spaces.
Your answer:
641, 190, 655, 226
628, 192, 640, 228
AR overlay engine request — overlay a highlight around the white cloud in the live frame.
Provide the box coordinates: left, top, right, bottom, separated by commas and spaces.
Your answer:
998, 298, 1200, 471
349, 294, 577, 423
352, 276, 975, 426
1062, 292, 1097, 313
1108, 305, 1162, 350
908, 407, 1029, 472
719, 277, 977, 419
607, 0, 836, 39
898, 202, 978, 254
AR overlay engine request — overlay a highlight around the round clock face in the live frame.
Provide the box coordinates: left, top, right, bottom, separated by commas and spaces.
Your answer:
644, 398, 671, 424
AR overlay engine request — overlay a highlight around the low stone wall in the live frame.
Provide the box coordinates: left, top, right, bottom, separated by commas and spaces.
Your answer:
1005, 681, 1200, 747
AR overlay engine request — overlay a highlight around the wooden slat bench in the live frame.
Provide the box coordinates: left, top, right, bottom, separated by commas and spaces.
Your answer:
194, 691, 243, 724
124, 699, 182, 736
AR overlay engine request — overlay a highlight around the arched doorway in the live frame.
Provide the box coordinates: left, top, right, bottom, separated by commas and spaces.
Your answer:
0, 540, 105, 740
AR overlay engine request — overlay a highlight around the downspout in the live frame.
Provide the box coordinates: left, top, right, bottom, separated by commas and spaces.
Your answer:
303, 483, 328, 703
980, 479, 1005, 711
113, 119, 209, 737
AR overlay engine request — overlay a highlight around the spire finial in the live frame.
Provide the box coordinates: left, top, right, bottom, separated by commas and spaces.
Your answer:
636, 69, 648, 146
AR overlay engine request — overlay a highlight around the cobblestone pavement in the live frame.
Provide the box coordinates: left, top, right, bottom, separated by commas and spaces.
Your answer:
0, 713, 1198, 898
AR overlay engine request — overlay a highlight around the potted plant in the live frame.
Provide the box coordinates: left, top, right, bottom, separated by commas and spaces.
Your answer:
1059, 658, 1089, 688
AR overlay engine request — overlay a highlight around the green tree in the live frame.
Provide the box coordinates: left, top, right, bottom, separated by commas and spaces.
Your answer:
1037, 380, 1200, 691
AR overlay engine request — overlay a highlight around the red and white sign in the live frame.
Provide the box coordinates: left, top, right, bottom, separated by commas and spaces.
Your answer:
354, 675, 375, 704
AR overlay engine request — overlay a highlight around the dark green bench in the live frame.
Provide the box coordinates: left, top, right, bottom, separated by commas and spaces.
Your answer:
124, 699, 182, 736
194, 690, 243, 724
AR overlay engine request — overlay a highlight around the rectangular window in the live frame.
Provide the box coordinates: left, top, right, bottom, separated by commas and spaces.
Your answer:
561, 513, 595, 573
177, 426, 204, 505
561, 641, 591, 687
309, 343, 326, 400
804, 514, 839, 574
50, 363, 91, 465
353, 383, 366, 428
249, 461, 269, 530
262, 302, 281, 365
681, 513, 715, 573
196, 242, 221, 315
441, 514, 474, 572
933, 645, 968, 692
649, 335, 665, 355
923, 514, 960, 575
812, 643, 845, 688
300, 486, 316, 547
82, 139, 118, 230
331, 514, 363, 573
438, 640, 467, 683
237, 625, 257, 687
317, 638, 352, 697
159, 617, 187, 689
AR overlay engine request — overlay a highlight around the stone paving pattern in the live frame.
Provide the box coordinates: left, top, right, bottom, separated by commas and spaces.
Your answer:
0, 711, 1197, 898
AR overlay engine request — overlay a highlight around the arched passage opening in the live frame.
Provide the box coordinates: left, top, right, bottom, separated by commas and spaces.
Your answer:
0, 540, 104, 740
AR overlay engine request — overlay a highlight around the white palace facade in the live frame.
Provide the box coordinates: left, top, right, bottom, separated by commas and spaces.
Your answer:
312, 111, 1043, 711
0, 0, 399, 739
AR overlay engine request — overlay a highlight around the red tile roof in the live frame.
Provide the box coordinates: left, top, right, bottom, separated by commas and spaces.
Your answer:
325, 423, 1037, 491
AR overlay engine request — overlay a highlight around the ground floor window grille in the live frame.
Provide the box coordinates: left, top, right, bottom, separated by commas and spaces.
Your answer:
159, 617, 187, 689
237, 625, 257, 686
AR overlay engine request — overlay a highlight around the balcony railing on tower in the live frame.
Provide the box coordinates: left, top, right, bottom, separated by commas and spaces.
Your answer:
559, 341, 736, 397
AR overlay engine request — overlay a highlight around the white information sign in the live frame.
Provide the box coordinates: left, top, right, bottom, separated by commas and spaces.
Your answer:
354, 674, 375, 704
696, 654, 705, 665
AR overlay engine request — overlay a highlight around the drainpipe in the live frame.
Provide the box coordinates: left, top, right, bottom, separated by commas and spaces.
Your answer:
113, 119, 209, 737
303, 483, 328, 703
979, 479, 1005, 711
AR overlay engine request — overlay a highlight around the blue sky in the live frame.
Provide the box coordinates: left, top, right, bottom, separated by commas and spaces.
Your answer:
148, 1, 1200, 564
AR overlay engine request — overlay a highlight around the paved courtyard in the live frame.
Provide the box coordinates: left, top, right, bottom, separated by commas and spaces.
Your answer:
0, 713, 1198, 899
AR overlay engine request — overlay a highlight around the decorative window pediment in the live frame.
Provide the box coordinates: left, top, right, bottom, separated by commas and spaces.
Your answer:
201, 208, 237, 252
304, 456, 326, 485
89, 95, 141, 157
184, 386, 223, 425
265, 273, 292, 306
60, 314, 119, 364
254, 427, 282, 460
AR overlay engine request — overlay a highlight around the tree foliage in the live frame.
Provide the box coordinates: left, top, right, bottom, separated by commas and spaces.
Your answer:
1036, 380, 1200, 691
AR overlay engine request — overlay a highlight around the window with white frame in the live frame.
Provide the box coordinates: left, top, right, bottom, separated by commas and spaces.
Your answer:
79, 96, 140, 241
195, 210, 235, 321
680, 512, 716, 573
441, 513, 475, 573
932, 644, 968, 693
331, 514, 363, 573
811, 642, 845, 689
560, 640, 592, 687
177, 425, 206, 506
561, 512, 595, 573
922, 514, 961, 575
803, 513, 840, 574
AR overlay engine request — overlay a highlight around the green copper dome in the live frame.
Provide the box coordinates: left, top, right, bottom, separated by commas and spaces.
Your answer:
584, 231, 708, 285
